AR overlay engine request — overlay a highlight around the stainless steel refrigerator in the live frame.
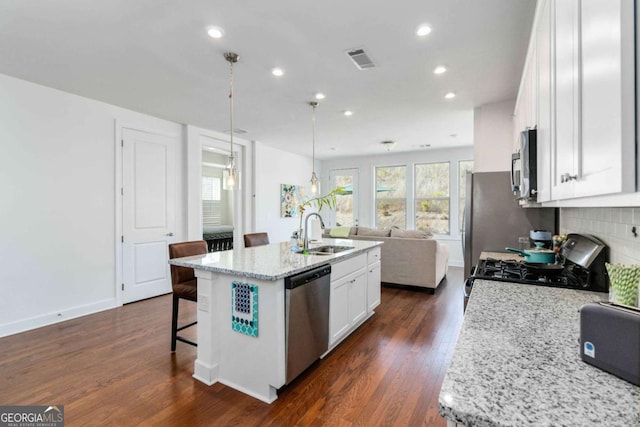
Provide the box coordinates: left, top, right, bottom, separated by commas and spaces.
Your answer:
462, 171, 558, 277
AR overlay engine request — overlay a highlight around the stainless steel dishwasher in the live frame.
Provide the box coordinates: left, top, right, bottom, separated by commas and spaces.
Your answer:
284, 264, 331, 384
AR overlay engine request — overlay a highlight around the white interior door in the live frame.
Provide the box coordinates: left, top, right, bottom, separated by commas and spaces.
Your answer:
122, 128, 176, 303
330, 168, 359, 227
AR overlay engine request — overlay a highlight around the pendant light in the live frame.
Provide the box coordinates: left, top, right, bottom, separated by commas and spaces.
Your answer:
224, 52, 239, 189
309, 101, 319, 194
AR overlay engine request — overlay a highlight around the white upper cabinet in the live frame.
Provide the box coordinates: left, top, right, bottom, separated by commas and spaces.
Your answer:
571, 0, 635, 199
551, 0, 580, 200
535, 0, 553, 202
518, 0, 636, 203
514, 39, 538, 149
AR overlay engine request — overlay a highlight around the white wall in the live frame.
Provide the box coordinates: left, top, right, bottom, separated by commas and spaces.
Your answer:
253, 142, 318, 243
0, 73, 185, 337
473, 98, 516, 172
321, 146, 474, 267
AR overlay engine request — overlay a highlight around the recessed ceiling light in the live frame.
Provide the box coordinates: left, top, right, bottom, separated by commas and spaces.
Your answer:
207, 26, 225, 39
433, 66, 447, 74
416, 25, 432, 37
344, 110, 353, 116
444, 92, 456, 99
271, 68, 284, 77
315, 93, 326, 100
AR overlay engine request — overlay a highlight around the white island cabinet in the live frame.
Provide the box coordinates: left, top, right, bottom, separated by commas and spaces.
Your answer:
367, 247, 381, 312
329, 253, 367, 347
169, 238, 382, 404
328, 246, 382, 348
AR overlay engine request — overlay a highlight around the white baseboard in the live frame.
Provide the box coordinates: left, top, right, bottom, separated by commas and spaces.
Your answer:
0, 298, 118, 338
193, 360, 219, 386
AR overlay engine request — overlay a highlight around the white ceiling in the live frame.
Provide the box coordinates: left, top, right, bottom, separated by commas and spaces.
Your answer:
0, 0, 536, 159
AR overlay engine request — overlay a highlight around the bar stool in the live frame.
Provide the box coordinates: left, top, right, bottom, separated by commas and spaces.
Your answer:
243, 232, 270, 248
168, 240, 208, 351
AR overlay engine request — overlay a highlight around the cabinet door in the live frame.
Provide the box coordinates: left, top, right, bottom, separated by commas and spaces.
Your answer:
330, 276, 350, 345
535, 0, 553, 202
551, 0, 579, 200
527, 39, 538, 129
574, 0, 635, 198
367, 261, 381, 312
348, 272, 367, 326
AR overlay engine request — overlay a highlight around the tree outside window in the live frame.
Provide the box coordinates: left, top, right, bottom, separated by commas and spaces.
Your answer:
335, 174, 354, 226
458, 160, 474, 232
415, 162, 450, 234
375, 166, 406, 229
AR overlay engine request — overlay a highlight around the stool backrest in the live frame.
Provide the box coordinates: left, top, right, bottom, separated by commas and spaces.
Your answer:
168, 240, 208, 286
244, 232, 270, 248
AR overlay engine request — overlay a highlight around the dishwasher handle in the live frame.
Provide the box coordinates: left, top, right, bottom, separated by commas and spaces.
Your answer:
285, 264, 331, 289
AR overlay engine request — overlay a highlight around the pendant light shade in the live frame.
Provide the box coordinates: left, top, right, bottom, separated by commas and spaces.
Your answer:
309, 101, 319, 194
224, 52, 239, 189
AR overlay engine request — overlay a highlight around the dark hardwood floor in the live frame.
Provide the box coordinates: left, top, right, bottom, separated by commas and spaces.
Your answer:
0, 267, 465, 426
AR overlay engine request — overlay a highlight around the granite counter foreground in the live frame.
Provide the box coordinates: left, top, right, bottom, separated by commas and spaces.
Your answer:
439, 280, 639, 426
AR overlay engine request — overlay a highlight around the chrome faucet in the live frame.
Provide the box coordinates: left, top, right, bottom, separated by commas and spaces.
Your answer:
303, 212, 325, 250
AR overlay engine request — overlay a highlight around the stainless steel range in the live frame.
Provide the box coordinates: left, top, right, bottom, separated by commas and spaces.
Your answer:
464, 234, 609, 308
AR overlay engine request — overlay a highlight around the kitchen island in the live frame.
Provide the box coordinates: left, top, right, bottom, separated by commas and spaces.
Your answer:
168, 238, 382, 403
439, 279, 639, 426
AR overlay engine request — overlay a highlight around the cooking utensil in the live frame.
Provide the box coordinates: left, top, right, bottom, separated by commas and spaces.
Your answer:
506, 247, 555, 264
530, 230, 552, 241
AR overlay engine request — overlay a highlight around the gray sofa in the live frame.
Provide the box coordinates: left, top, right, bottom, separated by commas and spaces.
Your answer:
323, 227, 449, 291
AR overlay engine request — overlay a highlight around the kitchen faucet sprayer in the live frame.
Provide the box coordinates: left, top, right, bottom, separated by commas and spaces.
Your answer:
303, 213, 325, 250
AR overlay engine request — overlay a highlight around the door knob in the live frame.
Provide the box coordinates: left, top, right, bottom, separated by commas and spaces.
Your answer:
166, 232, 174, 236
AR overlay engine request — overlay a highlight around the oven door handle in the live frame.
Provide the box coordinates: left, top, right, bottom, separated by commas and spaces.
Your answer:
463, 276, 474, 298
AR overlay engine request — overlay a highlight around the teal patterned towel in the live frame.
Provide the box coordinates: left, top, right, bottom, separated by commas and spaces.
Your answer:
606, 263, 640, 307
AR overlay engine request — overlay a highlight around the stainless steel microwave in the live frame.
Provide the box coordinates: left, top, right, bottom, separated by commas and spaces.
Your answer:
511, 128, 537, 201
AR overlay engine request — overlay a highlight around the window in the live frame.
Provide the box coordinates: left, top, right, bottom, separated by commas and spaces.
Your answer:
202, 176, 221, 225
332, 169, 358, 227
415, 162, 450, 234
375, 166, 406, 229
458, 160, 474, 232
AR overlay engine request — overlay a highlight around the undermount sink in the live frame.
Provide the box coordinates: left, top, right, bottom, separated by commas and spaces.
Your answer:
296, 245, 355, 255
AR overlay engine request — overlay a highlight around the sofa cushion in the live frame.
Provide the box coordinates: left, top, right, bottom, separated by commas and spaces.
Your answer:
329, 226, 351, 237
325, 226, 358, 237
358, 227, 391, 237
390, 228, 433, 239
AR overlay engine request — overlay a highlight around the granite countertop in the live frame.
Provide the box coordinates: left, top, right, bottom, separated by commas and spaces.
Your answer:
439, 279, 640, 426
168, 238, 382, 281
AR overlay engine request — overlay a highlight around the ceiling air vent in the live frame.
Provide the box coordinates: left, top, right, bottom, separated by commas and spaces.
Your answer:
346, 47, 376, 70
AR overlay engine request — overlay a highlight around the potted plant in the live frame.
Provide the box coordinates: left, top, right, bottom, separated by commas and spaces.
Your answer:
296, 187, 343, 245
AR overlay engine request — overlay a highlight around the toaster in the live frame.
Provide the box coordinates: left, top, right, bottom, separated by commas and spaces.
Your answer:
580, 302, 640, 386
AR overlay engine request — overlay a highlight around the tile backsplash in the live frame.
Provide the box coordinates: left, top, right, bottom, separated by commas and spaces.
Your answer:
560, 207, 640, 265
